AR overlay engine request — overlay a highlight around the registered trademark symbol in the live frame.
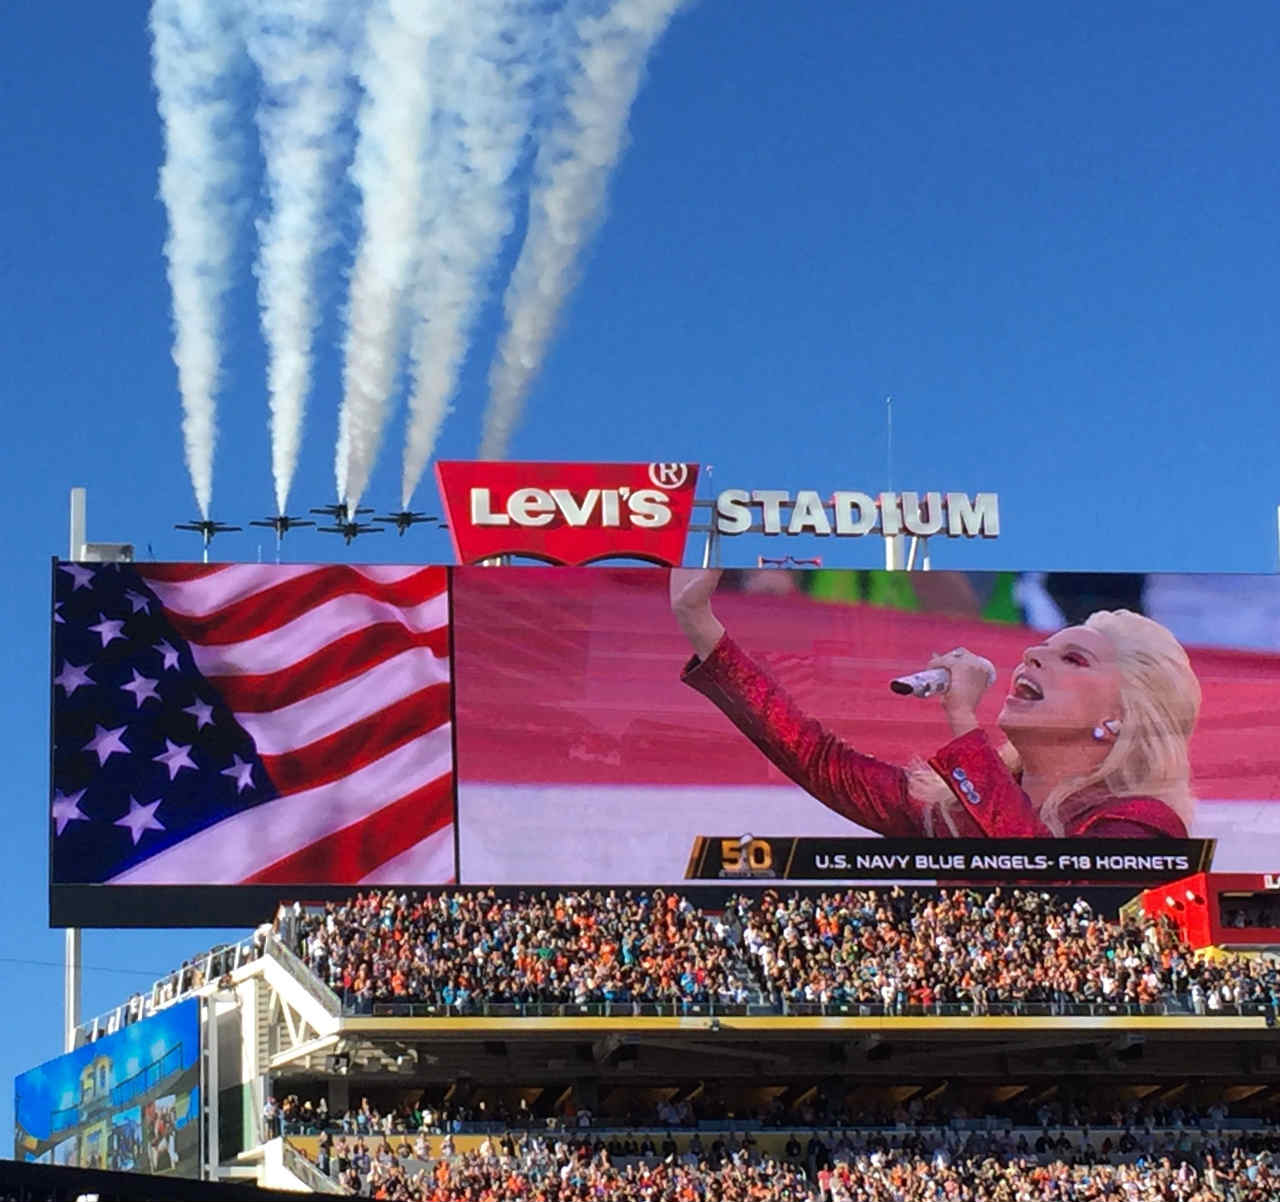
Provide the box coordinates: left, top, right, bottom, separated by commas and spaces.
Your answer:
648, 462, 689, 489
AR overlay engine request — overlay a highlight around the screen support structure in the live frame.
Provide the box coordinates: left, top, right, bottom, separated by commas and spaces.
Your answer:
64, 488, 85, 1051
885, 532, 905, 571
699, 466, 720, 569
203, 994, 218, 1179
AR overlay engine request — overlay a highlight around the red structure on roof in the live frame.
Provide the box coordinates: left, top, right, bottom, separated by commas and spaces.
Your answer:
1135, 873, 1280, 949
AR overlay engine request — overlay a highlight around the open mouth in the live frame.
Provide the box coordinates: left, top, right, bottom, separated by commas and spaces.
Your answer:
1010, 675, 1044, 702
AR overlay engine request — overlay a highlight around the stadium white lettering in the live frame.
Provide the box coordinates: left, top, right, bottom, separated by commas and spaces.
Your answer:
468, 487, 673, 530
833, 491, 876, 535
712, 490, 1000, 538
752, 490, 791, 535
714, 489, 753, 534
787, 490, 831, 536
946, 491, 1000, 538
901, 491, 945, 536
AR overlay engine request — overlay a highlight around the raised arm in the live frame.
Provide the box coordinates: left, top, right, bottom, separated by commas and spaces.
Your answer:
671, 569, 923, 836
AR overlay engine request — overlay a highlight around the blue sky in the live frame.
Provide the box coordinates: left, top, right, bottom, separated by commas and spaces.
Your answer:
1, 0, 1277, 1143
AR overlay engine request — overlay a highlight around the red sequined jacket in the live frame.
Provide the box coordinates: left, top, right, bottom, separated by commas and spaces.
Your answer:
681, 634, 1187, 839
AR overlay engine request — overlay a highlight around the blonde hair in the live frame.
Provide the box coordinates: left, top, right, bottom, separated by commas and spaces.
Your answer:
910, 609, 1201, 836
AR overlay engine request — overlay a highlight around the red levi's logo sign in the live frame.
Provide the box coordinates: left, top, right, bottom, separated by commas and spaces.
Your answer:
435, 461, 700, 566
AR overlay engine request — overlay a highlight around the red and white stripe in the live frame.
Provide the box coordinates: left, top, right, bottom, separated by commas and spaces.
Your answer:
112, 564, 454, 885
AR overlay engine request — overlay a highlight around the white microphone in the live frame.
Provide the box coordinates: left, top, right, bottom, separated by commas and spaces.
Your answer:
890, 655, 996, 698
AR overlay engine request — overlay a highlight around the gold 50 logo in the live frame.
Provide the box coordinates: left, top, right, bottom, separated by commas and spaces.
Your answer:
720, 836, 774, 874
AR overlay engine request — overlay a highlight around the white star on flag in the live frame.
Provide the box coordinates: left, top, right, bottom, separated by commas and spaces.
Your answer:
184, 698, 215, 729
153, 739, 196, 780
88, 614, 126, 647
120, 670, 160, 708
124, 590, 152, 613
221, 754, 255, 793
52, 788, 89, 836
54, 661, 94, 697
54, 602, 64, 624
60, 564, 94, 590
115, 797, 164, 845
153, 640, 181, 671
84, 724, 129, 766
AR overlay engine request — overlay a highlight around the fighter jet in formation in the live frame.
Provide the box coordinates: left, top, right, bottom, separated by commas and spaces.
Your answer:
317, 519, 384, 545
310, 503, 373, 523
174, 519, 241, 549
373, 509, 440, 535
249, 514, 316, 539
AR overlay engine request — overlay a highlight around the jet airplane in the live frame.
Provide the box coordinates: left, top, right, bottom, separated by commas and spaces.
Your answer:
317, 520, 384, 545
174, 519, 242, 562
174, 519, 242, 548
310, 503, 373, 524
249, 514, 316, 538
373, 510, 439, 535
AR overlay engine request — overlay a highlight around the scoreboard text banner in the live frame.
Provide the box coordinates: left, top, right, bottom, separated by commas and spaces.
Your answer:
685, 836, 1215, 883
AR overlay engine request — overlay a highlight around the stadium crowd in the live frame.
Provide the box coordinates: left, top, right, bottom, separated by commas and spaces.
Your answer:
281, 887, 1280, 1015
269, 1087, 1256, 1139
309, 1129, 1280, 1200
285, 888, 752, 1011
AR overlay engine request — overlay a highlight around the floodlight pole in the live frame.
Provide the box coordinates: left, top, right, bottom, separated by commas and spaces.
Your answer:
65, 488, 85, 1052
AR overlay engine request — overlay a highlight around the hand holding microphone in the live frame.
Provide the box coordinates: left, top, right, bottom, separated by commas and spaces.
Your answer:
891, 648, 997, 701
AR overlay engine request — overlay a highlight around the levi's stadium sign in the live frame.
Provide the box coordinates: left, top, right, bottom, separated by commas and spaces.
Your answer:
436, 461, 701, 566
435, 461, 999, 566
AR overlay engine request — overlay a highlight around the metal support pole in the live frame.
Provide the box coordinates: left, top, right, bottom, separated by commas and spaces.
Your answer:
699, 466, 718, 569
701, 525, 720, 570
884, 534, 904, 571
69, 488, 85, 561
64, 929, 81, 1052
205, 997, 220, 1179
64, 488, 85, 1051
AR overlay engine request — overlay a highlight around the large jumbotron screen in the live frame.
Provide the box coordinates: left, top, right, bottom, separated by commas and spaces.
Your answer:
50, 562, 1280, 923
14, 999, 200, 1175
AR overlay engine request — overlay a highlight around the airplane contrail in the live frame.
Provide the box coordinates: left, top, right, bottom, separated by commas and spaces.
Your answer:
151, 0, 246, 518
479, 0, 688, 460
246, 0, 353, 515
336, 0, 448, 514
398, 0, 536, 507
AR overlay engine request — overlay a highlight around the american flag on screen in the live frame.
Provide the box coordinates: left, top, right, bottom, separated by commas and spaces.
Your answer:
51, 562, 454, 885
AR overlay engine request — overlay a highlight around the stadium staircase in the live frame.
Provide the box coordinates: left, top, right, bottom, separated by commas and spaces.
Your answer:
277, 1137, 349, 1194
74, 926, 344, 1077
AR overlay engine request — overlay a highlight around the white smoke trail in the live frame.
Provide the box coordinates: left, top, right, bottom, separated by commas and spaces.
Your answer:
246, 0, 353, 515
398, 0, 536, 507
479, 0, 687, 460
336, 0, 448, 513
151, 0, 246, 518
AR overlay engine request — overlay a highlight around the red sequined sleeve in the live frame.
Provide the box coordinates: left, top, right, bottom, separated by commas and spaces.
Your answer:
680, 634, 927, 837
